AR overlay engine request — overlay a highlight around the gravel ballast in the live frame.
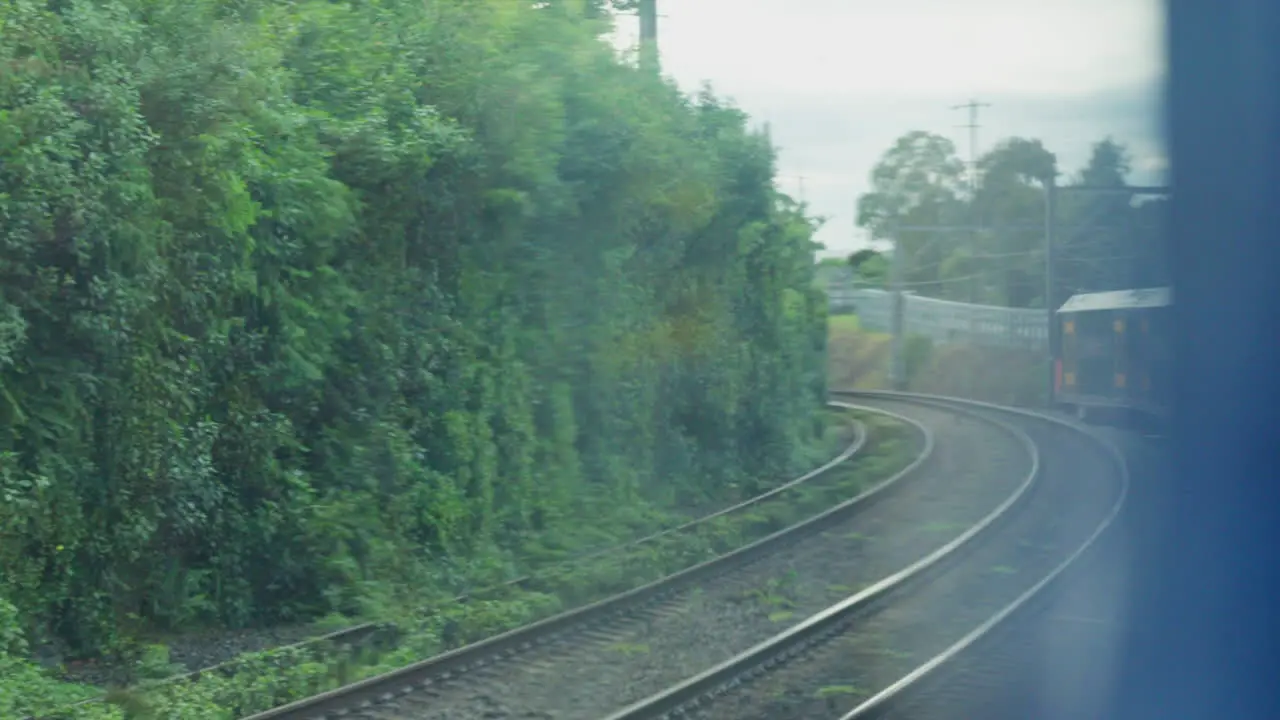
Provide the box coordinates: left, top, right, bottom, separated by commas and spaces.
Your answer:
689, 407, 1125, 720
344, 398, 1033, 720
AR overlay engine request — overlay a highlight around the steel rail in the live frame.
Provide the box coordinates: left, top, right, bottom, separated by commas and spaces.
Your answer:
833, 390, 1131, 720
598, 394, 1041, 720
232, 402, 931, 719
31, 403, 876, 720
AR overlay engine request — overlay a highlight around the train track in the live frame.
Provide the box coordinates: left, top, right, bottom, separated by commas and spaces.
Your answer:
34, 405, 874, 720
602, 392, 1127, 720
232, 396, 1034, 720
835, 411, 1140, 720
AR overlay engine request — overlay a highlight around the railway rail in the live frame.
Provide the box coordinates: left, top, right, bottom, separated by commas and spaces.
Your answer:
46, 393, 1101, 720
834, 406, 1136, 720
227, 396, 1037, 720
30, 404, 873, 720
603, 392, 1128, 720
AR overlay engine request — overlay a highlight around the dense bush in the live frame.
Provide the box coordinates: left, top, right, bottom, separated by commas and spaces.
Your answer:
0, 0, 826, 655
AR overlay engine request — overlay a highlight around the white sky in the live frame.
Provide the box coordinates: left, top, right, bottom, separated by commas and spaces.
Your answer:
613, 0, 1168, 258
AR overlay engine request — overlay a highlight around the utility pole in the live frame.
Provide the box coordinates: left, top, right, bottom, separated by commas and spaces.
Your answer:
954, 99, 991, 385
798, 174, 806, 204
889, 226, 907, 390
639, 0, 659, 73
953, 99, 991, 194
1044, 178, 1058, 407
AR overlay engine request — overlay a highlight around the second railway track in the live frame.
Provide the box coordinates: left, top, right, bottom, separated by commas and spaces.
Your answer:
243, 395, 1035, 720
835, 415, 1146, 720
605, 393, 1128, 720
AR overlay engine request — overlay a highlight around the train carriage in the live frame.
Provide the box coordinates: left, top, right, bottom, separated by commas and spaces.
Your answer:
1054, 286, 1172, 422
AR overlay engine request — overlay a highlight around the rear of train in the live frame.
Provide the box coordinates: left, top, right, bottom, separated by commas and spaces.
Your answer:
1053, 287, 1172, 432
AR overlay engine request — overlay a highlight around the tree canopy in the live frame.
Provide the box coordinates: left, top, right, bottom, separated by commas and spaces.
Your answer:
853, 130, 1169, 307
846, 249, 888, 285
0, 0, 826, 656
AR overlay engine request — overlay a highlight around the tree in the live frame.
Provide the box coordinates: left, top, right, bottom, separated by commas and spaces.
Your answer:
967, 138, 1058, 306
855, 131, 968, 290
0, 0, 827, 660
847, 248, 888, 285
978, 138, 1057, 188
853, 131, 1160, 310
1055, 137, 1147, 298
855, 131, 967, 241
1076, 137, 1131, 187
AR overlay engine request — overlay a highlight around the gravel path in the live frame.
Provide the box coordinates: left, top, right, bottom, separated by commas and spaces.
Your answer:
346, 398, 1032, 720
691, 408, 1124, 720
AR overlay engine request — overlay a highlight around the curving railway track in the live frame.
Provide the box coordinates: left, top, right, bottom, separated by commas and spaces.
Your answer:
235, 393, 1055, 720
100, 392, 1127, 720
604, 392, 1129, 720
830, 404, 1138, 720
34, 403, 875, 720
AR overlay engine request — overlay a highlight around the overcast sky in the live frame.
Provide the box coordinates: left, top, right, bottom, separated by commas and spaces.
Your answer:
612, 0, 1168, 258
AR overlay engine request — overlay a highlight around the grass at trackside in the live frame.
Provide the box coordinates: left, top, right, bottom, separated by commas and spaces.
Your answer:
827, 314, 892, 391
827, 312, 1045, 406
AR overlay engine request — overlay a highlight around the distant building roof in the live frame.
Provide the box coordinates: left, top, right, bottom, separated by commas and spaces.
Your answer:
1056, 286, 1173, 313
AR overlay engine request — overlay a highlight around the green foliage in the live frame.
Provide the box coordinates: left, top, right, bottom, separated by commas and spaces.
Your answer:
0, 660, 122, 720
856, 131, 967, 244
1, 594, 119, 719
135, 645, 184, 682
854, 130, 1167, 308
1, 596, 27, 657
0, 0, 826, 671
846, 248, 887, 286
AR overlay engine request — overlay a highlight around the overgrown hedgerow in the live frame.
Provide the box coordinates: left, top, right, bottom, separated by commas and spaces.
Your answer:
0, 0, 826, 682
8, 413, 917, 720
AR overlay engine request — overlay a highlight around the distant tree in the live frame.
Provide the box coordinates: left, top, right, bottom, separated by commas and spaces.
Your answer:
856, 131, 967, 242
1076, 137, 1132, 186
1057, 137, 1143, 295
847, 248, 888, 285
967, 138, 1058, 307
855, 131, 967, 291
978, 137, 1057, 188
854, 131, 1153, 309
847, 248, 879, 267
973, 137, 1057, 230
